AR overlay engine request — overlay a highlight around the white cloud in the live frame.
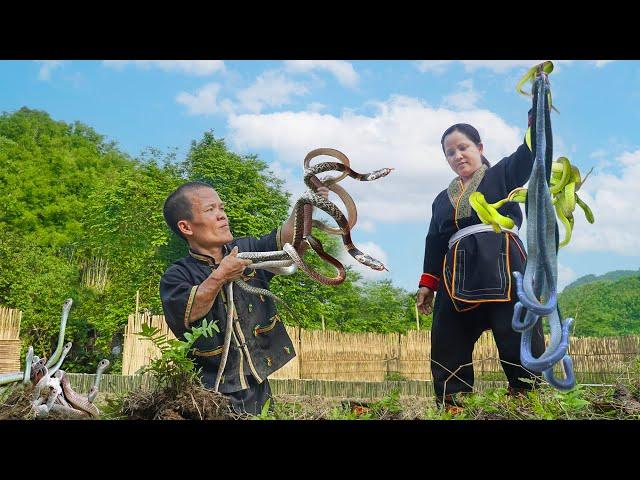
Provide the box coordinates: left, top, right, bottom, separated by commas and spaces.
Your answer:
284, 60, 359, 88
460, 60, 554, 73
569, 148, 640, 254
357, 220, 376, 233
589, 149, 608, 159
307, 102, 327, 112
227, 94, 523, 228
414, 61, 454, 74
175, 83, 223, 115
443, 79, 481, 110
415, 60, 574, 74
103, 60, 225, 76
236, 71, 309, 113
337, 241, 390, 281
558, 263, 578, 292
594, 60, 614, 68
38, 60, 64, 80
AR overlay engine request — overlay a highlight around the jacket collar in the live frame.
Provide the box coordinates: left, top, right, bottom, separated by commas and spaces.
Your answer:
188, 244, 229, 266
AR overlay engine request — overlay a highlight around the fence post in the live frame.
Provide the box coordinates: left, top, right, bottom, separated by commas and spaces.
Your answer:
396, 332, 402, 378
415, 304, 420, 331
297, 326, 303, 379
135, 290, 140, 323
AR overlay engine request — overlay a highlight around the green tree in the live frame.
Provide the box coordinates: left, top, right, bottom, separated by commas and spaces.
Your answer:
0, 107, 129, 248
559, 276, 640, 336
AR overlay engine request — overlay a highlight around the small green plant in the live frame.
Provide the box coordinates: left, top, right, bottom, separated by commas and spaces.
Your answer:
137, 319, 219, 392
97, 392, 128, 420
423, 405, 468, 420
385, 372, 407, 382
328, 404, 374, 420
252, 398, 277, 420
370, 388, 403, 417
462, 388, 509, 414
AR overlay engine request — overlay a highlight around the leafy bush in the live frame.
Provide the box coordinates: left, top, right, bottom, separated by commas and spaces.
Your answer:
137, 319, 219, 392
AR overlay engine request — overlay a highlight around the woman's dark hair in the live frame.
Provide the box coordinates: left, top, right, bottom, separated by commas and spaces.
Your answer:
440, 123, 491, 167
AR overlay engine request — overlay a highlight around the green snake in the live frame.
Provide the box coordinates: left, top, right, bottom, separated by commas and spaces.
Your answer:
469, 157, 594, 247
470, 61, 595, 247
516, 60, 559, 113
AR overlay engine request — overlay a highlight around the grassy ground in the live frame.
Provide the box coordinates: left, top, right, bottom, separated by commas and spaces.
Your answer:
248, 358, 640, 420
4, 358, 640, 421
5, 381, 638, 421
248, 383, 640, 420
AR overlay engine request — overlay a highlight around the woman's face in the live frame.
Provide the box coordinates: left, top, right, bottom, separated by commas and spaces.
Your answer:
443, 130, 484, 181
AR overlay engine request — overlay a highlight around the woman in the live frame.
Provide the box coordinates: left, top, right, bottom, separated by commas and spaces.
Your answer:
416, 112, 545, 412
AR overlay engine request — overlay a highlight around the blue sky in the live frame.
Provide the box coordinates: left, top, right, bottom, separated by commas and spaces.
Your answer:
2, 60, 640, 292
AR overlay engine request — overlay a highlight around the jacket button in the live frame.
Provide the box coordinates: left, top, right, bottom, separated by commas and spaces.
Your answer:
265, 356, 272, 366
248, 303, 253, 313
283, 346, 291, 355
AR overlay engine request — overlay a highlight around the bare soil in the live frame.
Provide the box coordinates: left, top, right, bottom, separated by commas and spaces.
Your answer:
120, 384, 232, 420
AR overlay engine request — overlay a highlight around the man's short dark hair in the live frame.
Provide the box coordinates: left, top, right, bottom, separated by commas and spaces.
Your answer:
163, 181, 214, 241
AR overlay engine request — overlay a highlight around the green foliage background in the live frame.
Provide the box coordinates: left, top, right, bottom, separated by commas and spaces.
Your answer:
0, 108, 430, 373
559, 275, 640, 337
563, 269, 640, 290
2, 108, 636, 374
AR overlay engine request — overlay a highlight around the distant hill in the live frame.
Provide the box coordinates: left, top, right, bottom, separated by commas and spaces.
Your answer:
564, 269, 640, 291
558, 274, 640, 337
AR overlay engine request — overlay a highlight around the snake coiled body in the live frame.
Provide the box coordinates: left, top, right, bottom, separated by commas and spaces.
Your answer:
57, 371, 99, 418
0, 299, 111, 417
213, 148, 392, 392
288, 151, 392, 284
512, 65, 576, 391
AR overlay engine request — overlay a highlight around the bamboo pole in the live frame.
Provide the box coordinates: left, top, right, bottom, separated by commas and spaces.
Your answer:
135, 290, 140, 323
0, 307, 21, 340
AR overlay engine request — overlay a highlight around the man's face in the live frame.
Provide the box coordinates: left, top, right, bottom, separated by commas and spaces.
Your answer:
178, 187, 233, 248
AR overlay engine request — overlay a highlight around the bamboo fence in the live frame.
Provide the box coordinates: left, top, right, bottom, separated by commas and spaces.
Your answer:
297, 329, 399, 381
122, 314, 640, 384
62, 373, 511, 399
0, 307, 21, 373
122, 311, 177, 375
65, 373, 158, 395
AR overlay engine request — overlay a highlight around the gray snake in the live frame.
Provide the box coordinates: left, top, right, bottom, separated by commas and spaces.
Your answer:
0, 299, 111, 418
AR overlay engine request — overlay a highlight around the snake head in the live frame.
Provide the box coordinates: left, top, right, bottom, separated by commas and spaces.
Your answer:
30, 358, 46, 376
368, 168, 394, 180
356, 254, 388, 271
62, 298, 73, 313
96, 359, 110, 374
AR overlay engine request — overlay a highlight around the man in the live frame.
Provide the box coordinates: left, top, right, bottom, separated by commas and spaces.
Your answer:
160, 181, 328, 415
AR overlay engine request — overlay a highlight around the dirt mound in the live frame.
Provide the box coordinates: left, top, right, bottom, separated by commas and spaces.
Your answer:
0, 384, 36, 420
0, 384, 96, 420
121, 384, 233, 420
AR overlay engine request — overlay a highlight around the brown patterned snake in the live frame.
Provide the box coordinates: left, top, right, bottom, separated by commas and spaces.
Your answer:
213, 148, 393, 392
